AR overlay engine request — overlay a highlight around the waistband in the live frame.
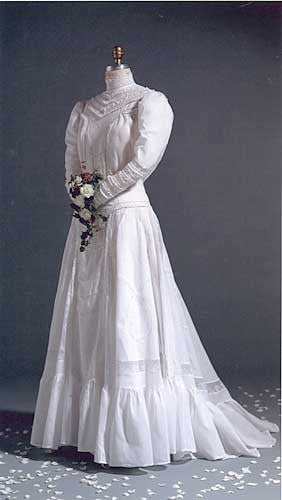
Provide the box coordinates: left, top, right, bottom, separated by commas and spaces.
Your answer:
98, 199, 151, 216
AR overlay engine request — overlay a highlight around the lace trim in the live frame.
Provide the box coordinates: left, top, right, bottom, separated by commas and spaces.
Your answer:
40, 366, 227, 397
105, 68, 133, 82
42, 351, 227, 396
114, 359, 226, 394
116, 359, 162, 375
89, 85, 151, 120
195, 379, 227, 394
115, 358, 192, 376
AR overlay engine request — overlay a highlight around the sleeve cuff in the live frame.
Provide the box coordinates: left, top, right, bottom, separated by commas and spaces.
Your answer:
95, 187, 108, 208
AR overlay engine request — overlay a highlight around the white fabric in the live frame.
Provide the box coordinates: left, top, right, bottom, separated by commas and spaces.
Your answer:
30, 83, 279, 467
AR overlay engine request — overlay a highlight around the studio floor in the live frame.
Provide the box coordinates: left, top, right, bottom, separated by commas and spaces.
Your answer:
0, 377, 280, 500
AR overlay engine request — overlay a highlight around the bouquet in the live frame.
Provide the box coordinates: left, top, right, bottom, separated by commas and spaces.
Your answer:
67, 169, 108, 252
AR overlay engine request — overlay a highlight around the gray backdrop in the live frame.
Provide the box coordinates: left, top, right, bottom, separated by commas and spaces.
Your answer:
1, 2, 281, 386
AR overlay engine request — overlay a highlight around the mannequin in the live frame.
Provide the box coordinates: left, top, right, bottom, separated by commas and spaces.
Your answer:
101, 48, 139, 470
104, 46, 137, 92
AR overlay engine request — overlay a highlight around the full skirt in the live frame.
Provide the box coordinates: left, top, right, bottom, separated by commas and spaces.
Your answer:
30, 201, 279, 467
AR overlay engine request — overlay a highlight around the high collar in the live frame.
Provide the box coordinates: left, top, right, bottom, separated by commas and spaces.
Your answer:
104, 69, 137, 94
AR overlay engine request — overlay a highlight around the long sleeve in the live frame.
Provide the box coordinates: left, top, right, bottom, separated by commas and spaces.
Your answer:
94, 90, 174, 207
64, 100, 84, 196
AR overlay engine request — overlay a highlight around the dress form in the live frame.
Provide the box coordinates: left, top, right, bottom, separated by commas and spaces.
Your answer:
104, 46, 137, 93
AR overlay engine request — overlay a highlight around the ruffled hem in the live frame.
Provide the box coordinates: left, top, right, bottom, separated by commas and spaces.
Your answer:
30, 373, 279, 467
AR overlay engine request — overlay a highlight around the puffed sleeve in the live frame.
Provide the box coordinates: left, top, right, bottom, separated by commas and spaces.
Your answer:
64, 100, 84, 196
94, 90, 174, 207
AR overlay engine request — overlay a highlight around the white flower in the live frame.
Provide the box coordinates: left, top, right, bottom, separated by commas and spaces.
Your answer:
75, 175, 82, 185
80, 183, 94, 198
74, 195, 85, 208
79, 208, 92, 221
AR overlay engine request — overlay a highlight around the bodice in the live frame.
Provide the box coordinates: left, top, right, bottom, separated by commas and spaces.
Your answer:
64, 83, 174, 209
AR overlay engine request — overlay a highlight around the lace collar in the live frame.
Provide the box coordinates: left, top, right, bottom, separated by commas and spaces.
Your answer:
88, 84, 151, 119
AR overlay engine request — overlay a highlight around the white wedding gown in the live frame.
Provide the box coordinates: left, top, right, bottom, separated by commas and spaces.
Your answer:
30, 82, 279, 467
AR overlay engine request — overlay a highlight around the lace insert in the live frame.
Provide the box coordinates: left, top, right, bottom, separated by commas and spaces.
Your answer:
114, 359, 227, 395
115, 358, 192, 376
116, 359, 162, 375
195, 379, 227, 394
89, 84, 151, 120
